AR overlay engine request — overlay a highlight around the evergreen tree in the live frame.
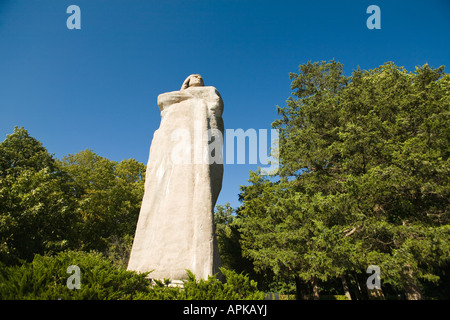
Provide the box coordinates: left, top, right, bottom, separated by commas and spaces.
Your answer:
237, 61, 450, 299
214, 203, 263, 286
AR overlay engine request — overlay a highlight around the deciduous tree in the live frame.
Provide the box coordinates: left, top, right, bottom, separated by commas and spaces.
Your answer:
0, 127, 79, 264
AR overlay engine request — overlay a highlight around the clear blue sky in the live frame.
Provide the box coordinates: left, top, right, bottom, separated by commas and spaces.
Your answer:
1, 0, 449, 209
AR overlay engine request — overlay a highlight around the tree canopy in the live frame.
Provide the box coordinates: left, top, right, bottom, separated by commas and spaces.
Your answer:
0, 127, 145, 265
236, 61, 450, 299
0, 127, 78, 264
60, 149, 145, 253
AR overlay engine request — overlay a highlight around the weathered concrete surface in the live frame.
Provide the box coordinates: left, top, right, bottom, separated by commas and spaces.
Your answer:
127, 75, 223, 281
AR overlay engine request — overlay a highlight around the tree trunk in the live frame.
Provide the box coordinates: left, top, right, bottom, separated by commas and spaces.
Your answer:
405, 284, 422, 300
311, 276, 320, 300
352, 273, 364, 300
294, 276, 309, 300
341, 275, 352, 300
367, 287, 385, 299
404, 266, 423, 300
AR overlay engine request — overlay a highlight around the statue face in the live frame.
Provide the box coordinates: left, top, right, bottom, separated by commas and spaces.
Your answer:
189, 74, 204, 87
180, 74, 205, 90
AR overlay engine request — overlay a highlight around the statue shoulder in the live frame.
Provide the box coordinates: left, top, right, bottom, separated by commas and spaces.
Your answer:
185, 86, 222, 101
157, 90, 192, 111
156, 86, 223, 114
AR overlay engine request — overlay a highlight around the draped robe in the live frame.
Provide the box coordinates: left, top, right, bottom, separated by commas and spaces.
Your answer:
127, 86, 223, 280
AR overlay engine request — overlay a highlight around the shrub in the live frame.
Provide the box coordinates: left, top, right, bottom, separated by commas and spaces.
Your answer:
179, 269, 264, 300
0, 251, 265, 300
0, 250, 150, 300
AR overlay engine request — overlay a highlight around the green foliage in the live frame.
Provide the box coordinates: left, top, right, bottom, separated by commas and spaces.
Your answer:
320, 295, 349, 300
104, 234, 134, 269
0, 127, 145, 265
214, 203, 275, 291
0, 127, 79, 264
0, 126, 58, 177
214, 203, 244, 271
237, 61, 450, 299
167, 269, 264, 300
0, 128, 145, 265
0, 251, 150, 300
0, 251, 264, 300
59, 149, 145, 252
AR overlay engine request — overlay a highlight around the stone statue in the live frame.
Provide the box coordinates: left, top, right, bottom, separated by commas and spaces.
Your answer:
127, 74, 224, 281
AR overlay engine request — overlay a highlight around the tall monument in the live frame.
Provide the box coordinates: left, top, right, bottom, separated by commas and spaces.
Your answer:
127, 74, 224, 281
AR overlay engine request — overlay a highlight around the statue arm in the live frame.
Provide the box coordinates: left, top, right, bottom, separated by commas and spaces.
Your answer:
157, 86, 223, 117
157, 90, 193, 112
180, 76, 190, 91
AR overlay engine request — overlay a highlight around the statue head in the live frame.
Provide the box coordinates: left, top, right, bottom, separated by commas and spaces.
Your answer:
181, 74, 204, 90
